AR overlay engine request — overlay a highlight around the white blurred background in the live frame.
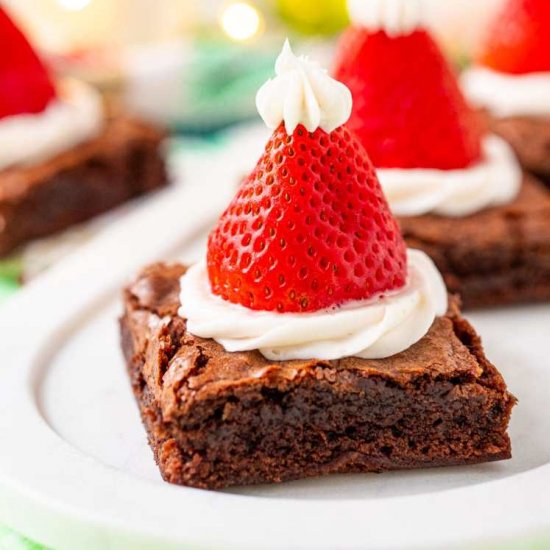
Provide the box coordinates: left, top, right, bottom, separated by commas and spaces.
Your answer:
5, 0, 505, 52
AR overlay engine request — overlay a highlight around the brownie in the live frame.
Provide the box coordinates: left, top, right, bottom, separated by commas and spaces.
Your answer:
400, 176, 550, 309
0, 116, 167, 256
120, 263, 515, 490
491, 115, 550, 186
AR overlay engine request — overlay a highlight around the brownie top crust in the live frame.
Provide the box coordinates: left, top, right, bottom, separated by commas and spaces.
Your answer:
123, 263, 510, 421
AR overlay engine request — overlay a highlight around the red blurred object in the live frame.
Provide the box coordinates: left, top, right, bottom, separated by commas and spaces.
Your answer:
477, 0, 550, 74
0, 6, 56, 119
333, 28, 483, 170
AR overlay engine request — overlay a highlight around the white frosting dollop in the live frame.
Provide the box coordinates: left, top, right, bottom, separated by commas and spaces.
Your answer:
0, 78, 104, 170
256, 39, 352, 134
347, 0, 423, 37
377, 135, 522, 217
462, 66, 550, 117
179, 249, 447, 361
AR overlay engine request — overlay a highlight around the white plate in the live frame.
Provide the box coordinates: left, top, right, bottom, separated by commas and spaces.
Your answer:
0, 126, 549, 550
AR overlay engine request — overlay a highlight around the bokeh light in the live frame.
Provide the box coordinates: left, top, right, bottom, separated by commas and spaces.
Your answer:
56, 0, 92, 11
220, 2, 262, 41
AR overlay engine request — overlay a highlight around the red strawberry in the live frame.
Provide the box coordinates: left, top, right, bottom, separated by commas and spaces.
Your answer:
332, 28, 483, 170
207, 123, 407, 313
0, 7, 56, 119
477, 0, 550, 75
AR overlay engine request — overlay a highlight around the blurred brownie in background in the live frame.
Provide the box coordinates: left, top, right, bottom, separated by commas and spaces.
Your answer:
0, 6, 168, 257
0, 116, 167, 257
462, 0, 550, 186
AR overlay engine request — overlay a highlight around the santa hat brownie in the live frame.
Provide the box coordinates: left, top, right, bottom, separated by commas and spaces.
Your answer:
332, 0, 483, 170
0, 6, 56, 119
180, 39, 448, 361
477, 0, 550, 75
462, 0, 550, 119
206, 40, 407, 313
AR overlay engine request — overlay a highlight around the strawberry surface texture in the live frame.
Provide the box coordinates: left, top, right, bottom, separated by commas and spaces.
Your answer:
207, 123, 407, 313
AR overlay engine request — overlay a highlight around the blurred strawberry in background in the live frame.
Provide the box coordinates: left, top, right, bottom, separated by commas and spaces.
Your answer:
1, 0, 508, 132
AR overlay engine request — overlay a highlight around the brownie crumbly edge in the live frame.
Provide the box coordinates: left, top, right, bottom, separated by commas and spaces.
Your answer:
120, 263, 516, 490
400, 176, 550, 309
0, 116, 168, 256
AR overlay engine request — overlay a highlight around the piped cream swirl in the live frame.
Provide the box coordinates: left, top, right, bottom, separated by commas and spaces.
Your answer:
377, 135, 522, 217
256, 40, 352, 134
461, 66, 550, 117
0, 78, 103, 170
347, 0, 424, 37
179, 249, 447, 361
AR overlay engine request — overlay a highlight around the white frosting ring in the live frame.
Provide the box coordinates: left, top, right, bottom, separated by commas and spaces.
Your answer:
347, 0, 423, 37
178, 249, 447, 361
0, 77, 104, 170
377, 135, 522, 218
256, 39, 352, 134
462, 66, 550, 117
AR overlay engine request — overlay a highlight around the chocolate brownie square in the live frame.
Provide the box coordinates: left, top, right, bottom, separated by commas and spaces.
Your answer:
120, 263, 515, 490
0, 116, 167, 256
399, 176, 550, 309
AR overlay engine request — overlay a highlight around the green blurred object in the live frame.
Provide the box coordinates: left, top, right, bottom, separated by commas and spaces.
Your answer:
0, 525, 47, 550
0, 256, 21, 305
0, 257, 22, 282
185, 39, 274, 130
275, 0, 349, 35
123, 34, 278, 135
0, 277, 19, 304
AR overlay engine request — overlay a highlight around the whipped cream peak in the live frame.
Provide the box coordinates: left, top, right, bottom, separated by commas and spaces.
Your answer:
179, 249, 447, 361
347, 0, 424, 37
256, 39, 352, 134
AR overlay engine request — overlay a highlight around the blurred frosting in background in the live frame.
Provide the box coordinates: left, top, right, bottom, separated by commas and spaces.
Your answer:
2, 0, 507, 132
